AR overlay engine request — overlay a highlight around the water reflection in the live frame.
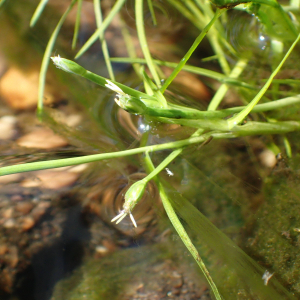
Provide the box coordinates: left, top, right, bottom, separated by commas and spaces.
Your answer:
226, 10, 270, 55
85, 171, 159, 236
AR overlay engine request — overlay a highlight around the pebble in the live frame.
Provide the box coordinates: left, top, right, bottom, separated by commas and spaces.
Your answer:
102, 239, 117, 252
11, 194, 23, 202
2, 207, 14, 219
21, 170, 80, 189
0, 244, 8, 255
31, 202, 51, 222
0, 174, 22, 185
21, 216, 35, 232
0, 115, 17, 140
17, 127, 68, 149
20, 165, 86, 189
15, 202, 34, 215
54, 111, 82, 127
259, 149, 277, 168
0, 67, 39, 109
3, 218, 16, 229
6, 246, 18, 268
0, 269, 13, 293
95, 245, 109, 256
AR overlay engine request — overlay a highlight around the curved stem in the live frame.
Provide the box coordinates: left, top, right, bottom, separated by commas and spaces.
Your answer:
144, 153, 222, 300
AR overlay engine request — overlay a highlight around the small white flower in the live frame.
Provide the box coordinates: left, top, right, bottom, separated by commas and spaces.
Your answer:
105, 80, 126, 95
51, 55, 72, 74
105, 80, 130, 109
111, 209, 137, 228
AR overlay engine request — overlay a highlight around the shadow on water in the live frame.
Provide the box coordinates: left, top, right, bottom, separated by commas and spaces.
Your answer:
14, 205, 90, 300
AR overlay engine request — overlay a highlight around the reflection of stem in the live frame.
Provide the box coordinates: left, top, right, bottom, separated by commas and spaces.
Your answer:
144, 153, 222, 300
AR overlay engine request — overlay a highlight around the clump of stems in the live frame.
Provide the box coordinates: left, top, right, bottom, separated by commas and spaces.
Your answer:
1, 0, 300, 298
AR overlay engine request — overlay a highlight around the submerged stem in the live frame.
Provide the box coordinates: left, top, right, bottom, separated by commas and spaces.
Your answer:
144, 153, 222, 300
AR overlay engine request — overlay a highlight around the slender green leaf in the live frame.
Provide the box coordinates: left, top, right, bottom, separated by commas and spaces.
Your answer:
37, 0, 77, 115
30, 0, 49, 27
72, 0, 82, 49
160, 9, 225, 93
227, 33, 300, 129
94, 0, 115, 80
75, 0, 126, 59
147, 0, 157, 25
135, 0, 163, 92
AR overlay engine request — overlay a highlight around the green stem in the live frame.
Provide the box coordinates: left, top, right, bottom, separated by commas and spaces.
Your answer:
227, 32, 300, 129
110, 57, 256, 89
51, 58, 300, 121
120, 20, 143, 78
51, 57, 156, 101
75, 0, 126, 59
185, 0, 231, 75
124, 94, 300, 120
160, 8, 225, 93
208, 58, 248, 111
37, 0, 77, 115
111, 57, 226, 80
2, 119, 299, 177
140, 128, 206, 191
144, 154, 222, 300
0, 133, 214, 176
147, 0, 157, 25
30, 0, 49, 27
94, 0, 115, 80
135, 0, 164, 97
144, 149, 183, 182
72, 0, 82, 49
283, 136, 292, 157
159, 119, 300, 134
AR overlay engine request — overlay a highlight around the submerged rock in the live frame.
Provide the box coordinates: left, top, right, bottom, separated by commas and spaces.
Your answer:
51, 243, 209, 300
244, 155, 300, 296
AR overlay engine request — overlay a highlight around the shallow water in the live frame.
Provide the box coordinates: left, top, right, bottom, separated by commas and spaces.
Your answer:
1, 1, 300, 299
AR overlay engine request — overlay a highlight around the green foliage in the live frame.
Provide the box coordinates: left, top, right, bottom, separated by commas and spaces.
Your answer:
1, 0, 300, 298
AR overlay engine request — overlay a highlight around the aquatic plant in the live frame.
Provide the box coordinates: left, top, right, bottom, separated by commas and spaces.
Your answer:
1, 0, 300, 298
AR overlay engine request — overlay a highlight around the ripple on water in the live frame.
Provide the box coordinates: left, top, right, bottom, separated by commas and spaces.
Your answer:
86, 171, 160, 236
